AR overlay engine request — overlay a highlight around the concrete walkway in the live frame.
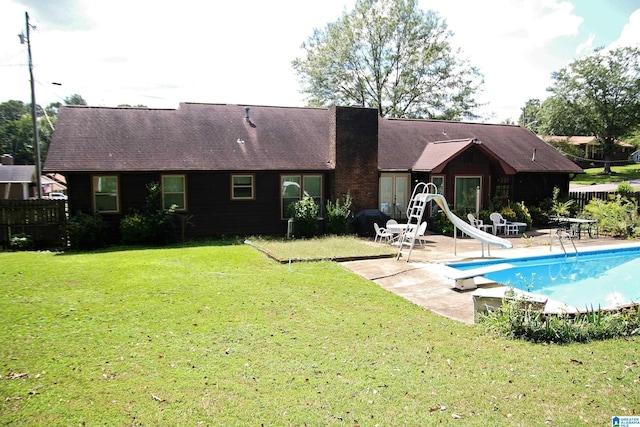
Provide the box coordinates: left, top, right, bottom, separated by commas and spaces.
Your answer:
340, 229, 631, 324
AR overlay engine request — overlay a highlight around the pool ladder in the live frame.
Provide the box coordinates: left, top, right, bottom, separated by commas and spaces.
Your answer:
555, 228, 578, 256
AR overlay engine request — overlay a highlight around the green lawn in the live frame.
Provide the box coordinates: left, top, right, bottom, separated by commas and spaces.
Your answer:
247, 235, 395, 261
573, 163, 640, 185
1, 244, 638, 425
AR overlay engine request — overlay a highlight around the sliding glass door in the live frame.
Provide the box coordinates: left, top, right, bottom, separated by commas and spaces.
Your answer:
379, 173, 409, 220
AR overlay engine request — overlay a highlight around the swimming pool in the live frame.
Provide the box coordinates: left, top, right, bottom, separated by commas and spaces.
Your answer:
449, 244, 640, 309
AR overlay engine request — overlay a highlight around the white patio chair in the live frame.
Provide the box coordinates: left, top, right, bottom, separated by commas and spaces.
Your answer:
467, 213, 494, 234
373, 222, 393, 244
489, 212, 518, 235
415, 221, 428, 247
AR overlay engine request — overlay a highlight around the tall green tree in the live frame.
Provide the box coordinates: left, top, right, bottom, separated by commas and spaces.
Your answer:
64, 94, 87, 106
547, 46, 640, 173
0, 101, 31, 164
0, 94, 85, 165
535, 96, 591, 137
292, 0, 483, 119
518, 98, 541, 133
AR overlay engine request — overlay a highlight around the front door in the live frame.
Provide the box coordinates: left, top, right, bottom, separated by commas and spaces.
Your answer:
380, 173, 409, 220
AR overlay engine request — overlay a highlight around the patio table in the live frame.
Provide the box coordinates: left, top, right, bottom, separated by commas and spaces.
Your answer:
506, 221, 527, 235
553, 217, 598, 239
386, 223, 409, 242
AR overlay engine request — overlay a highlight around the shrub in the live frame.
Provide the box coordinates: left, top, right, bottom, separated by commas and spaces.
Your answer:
548, 186, 574, 219
291, 196, 319, 238
432, 208, 463, 236
67, 211, 108, 250
325, 192, 352, 235
120, 212, 151, 245
527, 205, 546, 227
583, 193, 640, 238
488, 197, 534, 228
480, 297, 640, 344
617, 181, 634, 193
512, 201, 533, 229
120, 182, 176, 245
9, 233, 34, 251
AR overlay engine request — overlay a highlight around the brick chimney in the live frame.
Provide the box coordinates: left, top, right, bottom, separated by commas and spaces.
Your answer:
1, 154, 14, 165
330, 106, 379, 214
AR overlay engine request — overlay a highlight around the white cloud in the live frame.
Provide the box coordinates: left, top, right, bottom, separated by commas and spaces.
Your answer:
428, 0, 583, 121
576, 33, 595, 55
2, 0, 355, 108
610, 8, 640, 49
2, 0, 637, 123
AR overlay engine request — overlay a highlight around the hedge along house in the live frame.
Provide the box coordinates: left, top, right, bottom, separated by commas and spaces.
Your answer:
44, 103, 581, 240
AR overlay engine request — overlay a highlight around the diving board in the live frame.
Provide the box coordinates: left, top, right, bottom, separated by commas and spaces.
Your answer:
442, 262, 516, 290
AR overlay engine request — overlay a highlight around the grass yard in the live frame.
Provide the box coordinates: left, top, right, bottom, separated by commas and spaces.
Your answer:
573, 163, 640, 185
1, 243, 638, 425
246, 235, 395, 261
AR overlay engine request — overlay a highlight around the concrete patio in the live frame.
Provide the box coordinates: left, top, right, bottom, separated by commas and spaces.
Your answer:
340, 228, 632, 324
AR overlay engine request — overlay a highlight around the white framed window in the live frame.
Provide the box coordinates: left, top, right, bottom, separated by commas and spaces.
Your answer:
281, 174, 322, 218
92, 175, 119, 213
231, 174, 255, 200
162, 175, 186, 210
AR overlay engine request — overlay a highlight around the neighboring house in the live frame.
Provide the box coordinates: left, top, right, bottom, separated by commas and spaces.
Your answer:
44, 103, 582, 240
632, 150, 640, 163
41, 173, 67, 198
543, 135, 635, 162
0, 154, 36, 200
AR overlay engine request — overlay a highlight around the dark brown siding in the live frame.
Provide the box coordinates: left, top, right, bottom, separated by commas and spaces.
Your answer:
67, 170, 329, 242
513, 172, 570, 204
331, 106, 379, 213
66, 173, 91, 214
186, 171, 285, 237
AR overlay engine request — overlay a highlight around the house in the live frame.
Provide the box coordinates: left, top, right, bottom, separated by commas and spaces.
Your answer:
41, 173, 67, 198
543, 135, 635, 164
632, 150, 640, 163
0, 154, 36, 200
44, 103, 582, 240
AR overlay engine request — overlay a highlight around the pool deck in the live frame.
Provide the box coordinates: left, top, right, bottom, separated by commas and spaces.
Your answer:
340, 228, 637, 324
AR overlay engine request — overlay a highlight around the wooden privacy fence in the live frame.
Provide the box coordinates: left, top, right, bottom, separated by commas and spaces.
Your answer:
0, 200, 67, 249
569, 191, 640, 210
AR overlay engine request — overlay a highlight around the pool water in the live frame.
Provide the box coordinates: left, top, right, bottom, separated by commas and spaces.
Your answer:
449, 244, 640, 309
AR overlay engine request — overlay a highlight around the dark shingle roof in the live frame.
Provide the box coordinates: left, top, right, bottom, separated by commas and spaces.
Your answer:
379, 118, 583, 173
45, 103, 332, 172
44, 103, 582, 175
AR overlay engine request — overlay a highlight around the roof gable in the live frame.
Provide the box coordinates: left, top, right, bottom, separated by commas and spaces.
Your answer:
379, 118, 582, 174
413, 138, 516, 174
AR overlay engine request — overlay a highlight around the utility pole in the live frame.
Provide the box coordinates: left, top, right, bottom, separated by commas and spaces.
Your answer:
20, 11, 42, 199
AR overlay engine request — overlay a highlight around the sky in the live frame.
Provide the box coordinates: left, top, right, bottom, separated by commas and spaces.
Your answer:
1, 0, 639, 123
